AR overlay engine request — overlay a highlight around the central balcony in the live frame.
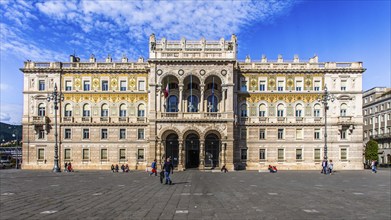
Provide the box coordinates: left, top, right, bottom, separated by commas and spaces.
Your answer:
159, 112, 226, 120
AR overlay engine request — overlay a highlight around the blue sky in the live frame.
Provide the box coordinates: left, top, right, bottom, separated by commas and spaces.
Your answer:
0, 0, 390, 125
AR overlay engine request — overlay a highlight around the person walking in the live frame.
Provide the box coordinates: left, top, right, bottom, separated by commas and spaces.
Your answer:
111, 164, 115, 172
150, 159, 158, 176
162, 158, 174, 185
64, 162, 68, 172
121, 164, 125, 172
115, 164, 119, 172
328, 160, 334, 175
321, 159, 328, 174
371, 160, 378, 173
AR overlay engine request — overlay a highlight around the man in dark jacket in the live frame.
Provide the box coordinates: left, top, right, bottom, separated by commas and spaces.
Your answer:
162, 158, 174, 185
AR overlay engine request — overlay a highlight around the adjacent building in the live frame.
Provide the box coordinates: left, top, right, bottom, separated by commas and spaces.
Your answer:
21, 34, 365, 170
363, 87, 391, 164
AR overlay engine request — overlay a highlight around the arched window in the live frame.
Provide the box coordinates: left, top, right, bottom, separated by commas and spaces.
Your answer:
207, 95, 218, 112
240, 104, 247, 117
340, 103, 348, 116
38, 104, 45, 116
119, 104, 127, 117
101, 104, 109, 117
277, 104, 284, 117
295, 104, 303, 117
314, 104, 321, 117
187, 95, 198, 112
167, 95, 178, 112
64, 104, 72, 117
138, 104, 145, 117
83, 104, 91, 117
259, 104, 267, 117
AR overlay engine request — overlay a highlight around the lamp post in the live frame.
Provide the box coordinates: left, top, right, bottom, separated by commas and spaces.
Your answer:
47, 83, 64, 172
12, 133, 18, 169
317, 85, 335, 160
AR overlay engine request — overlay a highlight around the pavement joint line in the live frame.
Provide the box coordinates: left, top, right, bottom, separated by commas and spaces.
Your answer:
181, 193, 191, 196
315, 185, 323, 187
353, 193, 364, 195
40, 211, 57, 214
92, 193, 103, 196
193, 193, 203, 196
1, 193, 15, 195
303, 209, 319, 213
250, 185, 257, 187
268, 193, 278, 195
118, 185, 125, 187
175, 210, 189, 214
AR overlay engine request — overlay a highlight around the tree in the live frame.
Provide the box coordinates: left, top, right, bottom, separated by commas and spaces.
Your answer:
365, 140, 379, 162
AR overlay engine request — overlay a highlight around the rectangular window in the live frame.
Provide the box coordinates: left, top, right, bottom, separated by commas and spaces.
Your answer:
64, 128, 72, 139
120, 80, 127, 91
38, 129, 45, 139
295, 109, 302, 117
65, 81, 72, 91
314, 80, 320, 91
83, 148, 90, 160
39, 80, 45, 91
340, 109, 347, 117
314, 149, 321, 160
102, 80, 109, 91
101, 149, 108, 160
138, 149, 144, 160
241, 128, 247, 140
296, 149, 303, 160
340, 148, 347, 160
119, 149, 126, 160
314, 109, 320, 117
277, 110, 284, 117
138, 80, 145, 91
278, 129, 284, 139
83, 129, 90, 139
259, 129, 266, 140
259, 81, 266, 91
295, 80, 302, 91
119, 128, 126, 139
101, 129, 108, 139
64, 149, 71, 160
340, 127, 348, 140
341, 80, 347, 91
278, 149, 284, 160
277, 81, 284, 91
241, 148, 247, 160
138, 129, 144, 140
38, 148, 45, 160
83, 80, 90, 91
240, 77, 247, 92
259, 149, 266, 160
314, 129, 321, 140
296, 128, 303, 140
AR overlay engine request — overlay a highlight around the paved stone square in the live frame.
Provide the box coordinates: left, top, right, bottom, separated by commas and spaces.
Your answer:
0, 169, 390, 220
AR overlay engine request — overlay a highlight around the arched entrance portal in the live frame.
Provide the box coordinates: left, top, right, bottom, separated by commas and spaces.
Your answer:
185, 134, 200, 168
205, 134, 220, 168
165, 134, 179, 167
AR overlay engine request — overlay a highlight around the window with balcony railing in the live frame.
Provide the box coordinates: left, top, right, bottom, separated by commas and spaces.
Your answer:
38, 104, 46, 116
39, 80, 45, 91
102, 80, 109, 91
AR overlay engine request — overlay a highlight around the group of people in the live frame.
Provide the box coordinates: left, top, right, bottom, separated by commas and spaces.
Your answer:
268, 165, 278, 173
64, 162, 74, 172
111, 164, 130, 172
148, 158, 175, 185
321, 159, 334, 175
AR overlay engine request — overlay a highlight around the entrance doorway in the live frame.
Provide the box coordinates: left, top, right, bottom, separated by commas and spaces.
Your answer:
185, 134, 200, 168
165, 133, 179, 167
205, 134, 219, 168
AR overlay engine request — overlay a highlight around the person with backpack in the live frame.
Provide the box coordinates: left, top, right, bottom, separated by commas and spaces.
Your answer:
149, 159, 157, 176
162, 158, 174, 185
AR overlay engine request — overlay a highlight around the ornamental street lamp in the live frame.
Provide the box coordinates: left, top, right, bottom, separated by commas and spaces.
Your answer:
12, 133, 18, 169
47, 83, 64, 172
317, 85, 335, 160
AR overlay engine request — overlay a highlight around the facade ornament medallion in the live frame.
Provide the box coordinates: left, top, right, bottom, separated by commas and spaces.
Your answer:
178, 69, 184, 76
221, 69, 227, 76
157, 69, 163, 75
200, 69, 206, 76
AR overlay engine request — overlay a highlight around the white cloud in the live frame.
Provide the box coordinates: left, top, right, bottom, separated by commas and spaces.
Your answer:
0, 83, 11, 91
0, 103, 22, 125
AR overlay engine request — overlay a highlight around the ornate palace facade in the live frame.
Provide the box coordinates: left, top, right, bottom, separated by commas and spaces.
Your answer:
21, 34, 365, 170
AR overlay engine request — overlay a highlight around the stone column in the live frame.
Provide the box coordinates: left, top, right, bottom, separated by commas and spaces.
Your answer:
385, 113, 388, 135
157, 141, 162, 165
157, 85, 161, 112
378, 115, 381, 135
161, 141, 166, 168
178, 140, 184, 171
179, 84, 183, 112
199, 140, 205, 169
200, 84, 205, 112
372, 116, 375, 135
222, 88, 226, 112
221, 142, 227, 166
